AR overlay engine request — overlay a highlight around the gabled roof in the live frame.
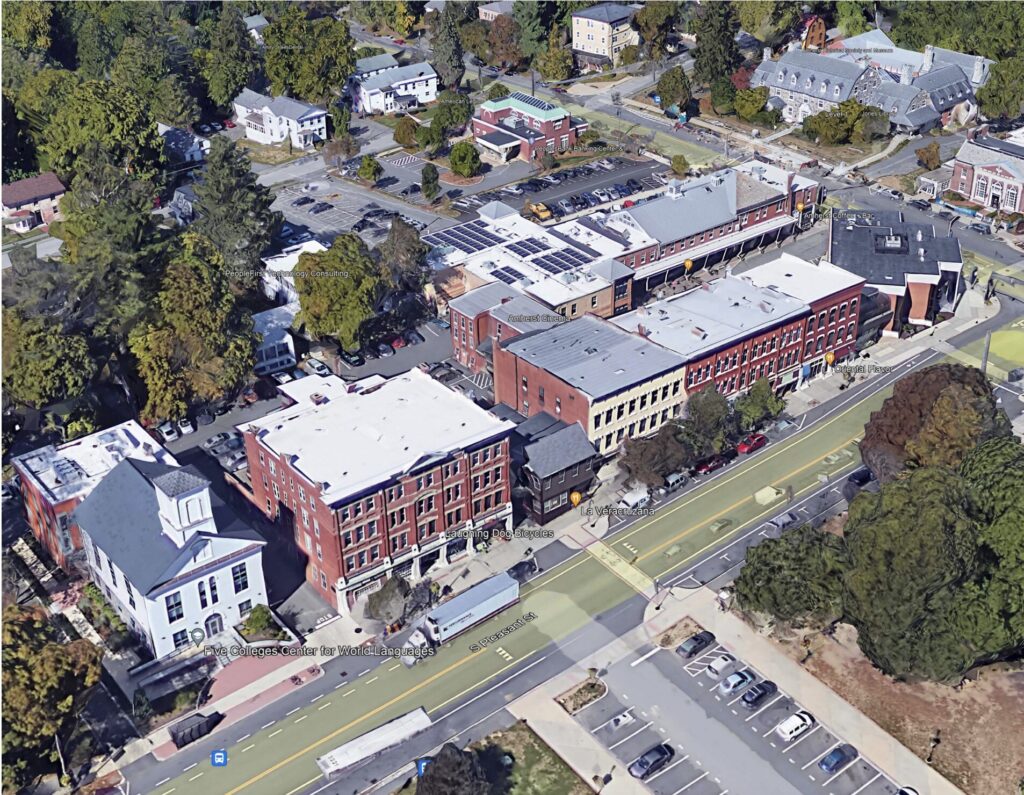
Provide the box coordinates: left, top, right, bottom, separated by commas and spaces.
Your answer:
869, 81, 938, 129
2, 172, 66, 209
357, 63, 437, 92
753, 49, 868, 102
243, 14, 269, 31
233, 89, 324, 121
355, 53, 399, 75
523, 422, 596, 479
449, 282, 519, 317
955, 136, 1024, 181
572, 3, 636, 24
611, 170, 738, 244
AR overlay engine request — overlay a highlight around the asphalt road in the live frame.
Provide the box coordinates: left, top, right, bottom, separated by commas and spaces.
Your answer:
861, 131, 967, 179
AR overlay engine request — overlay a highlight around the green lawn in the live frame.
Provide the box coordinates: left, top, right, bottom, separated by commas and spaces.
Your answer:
956, 321, 1024, 376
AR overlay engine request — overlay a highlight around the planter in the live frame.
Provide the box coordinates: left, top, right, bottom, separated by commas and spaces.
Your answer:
556, 675, 607, 714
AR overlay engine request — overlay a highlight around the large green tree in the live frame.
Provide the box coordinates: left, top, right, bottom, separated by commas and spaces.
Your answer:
512, 0, 547, 60
1, 1, 54, 51
889, 2, 1024, 62
378, 217, 429, 291
432, 89, 473, 134
691, 2, 741, 85
620, 423, 694, 488
734, 86, 769, 121
977, 57, 1024, 120
657, 66, 691, 109
417, 743, 490, 795
264, 8, 355, 102
294, 234, 385, 348
1, 310, 95, 409
193, 137, 281, 290
734, 377, 785, 431
635, 1, 676, 55
197, 5, 261, 108
14, 68, 81, 143
535, 28, 574, 82
2, 606, 102, 792
679, 386, 738, 457
42, 80, 163, 183
434, 3, 466, 89
449, 140, 481, 177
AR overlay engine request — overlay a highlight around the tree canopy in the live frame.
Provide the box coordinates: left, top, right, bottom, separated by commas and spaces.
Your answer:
449, 140, 481, 177
620, 423, 693, 488
197, 5, 261, 108
417, 743, 491, 795
434, 4, 466, 89
657, 66, 691, 109
263, 8, 355, 102
2, 310, 95, 409
691, 3, 741, 86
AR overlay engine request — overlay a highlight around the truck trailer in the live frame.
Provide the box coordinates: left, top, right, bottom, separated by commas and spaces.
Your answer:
402, 572, 520, 664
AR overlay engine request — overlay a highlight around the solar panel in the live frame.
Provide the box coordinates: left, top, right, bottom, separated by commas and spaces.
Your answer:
509, 91, 556, 112
493, 270, 516, 284
504, 267, 524, 280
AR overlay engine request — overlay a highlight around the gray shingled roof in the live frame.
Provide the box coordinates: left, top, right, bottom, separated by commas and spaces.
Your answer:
954, 135, 1024, 181
572, 3, 635, 24
449, 282, 518, 317
621, 171, 738, 244
357, 63, 437, 92
754, 49, 868, 102
869, 81, 938, 129
489, 294, 561, 333
152, 468, 209, 498
501, 315, 686, 400
523, 423, 596, 479
355, 54, 399, 75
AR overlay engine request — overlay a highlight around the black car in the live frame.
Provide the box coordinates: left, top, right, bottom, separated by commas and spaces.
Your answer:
847, 467, 874, 487
613, 183, 630, 198
364, 208, 397, 220
676, 630, 715, 658
570, 195, 588, 211
400, 183, 421, 197
741, 680, 778, 709
359, 346, 378, 361
292, 196, 315, 207
338, 349, 365, 368
352, 218, 376, 232
506, 559, 538, 583
628, 744, 673, 780
309, 202, 331, 214
909, 199, 931, 210
526, 178, 547, 191
626, 178, 642, 193
582, 192, 600, 208
519, 181, 541, 194
403, 328, 425, 345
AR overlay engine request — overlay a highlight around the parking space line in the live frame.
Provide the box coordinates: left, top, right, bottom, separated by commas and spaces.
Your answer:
801, 739, 837, 769
789, 726, 824, 754
607, 721, 653, 750
592, 707, 635, 732
647, 756, 687, 782
673, 771, 709, 794
746, 693, 785, 721
820, 761, 852, 787
631, 647, 660, 666
848, 772, 881, 794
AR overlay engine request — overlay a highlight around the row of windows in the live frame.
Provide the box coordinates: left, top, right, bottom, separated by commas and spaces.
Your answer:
593, 380, 682, 430
172, 601, 253, 649
164, 563, 250, 623
596, 408, 674, 452
808, 300, 856, 333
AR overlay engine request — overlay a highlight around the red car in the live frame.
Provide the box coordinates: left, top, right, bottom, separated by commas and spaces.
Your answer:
224, 119, 236, 129
388, 334, 408, 350
737, 433, 768, 454
693, 455, 728, 476
393, 38, 405, 45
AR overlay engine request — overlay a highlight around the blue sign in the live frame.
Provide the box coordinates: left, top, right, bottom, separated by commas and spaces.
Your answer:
416, 757, 434, 776
211, 750, 228, 767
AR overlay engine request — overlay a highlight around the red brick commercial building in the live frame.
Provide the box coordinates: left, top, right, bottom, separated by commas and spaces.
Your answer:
11, 421, 178, 570
472, 92, 589, 163
240, 370, 516, 613
950, 130, 1024, 215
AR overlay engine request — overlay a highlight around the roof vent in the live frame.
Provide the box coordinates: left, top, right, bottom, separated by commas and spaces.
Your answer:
916, 229, 923, 241
309, 392, 328, 405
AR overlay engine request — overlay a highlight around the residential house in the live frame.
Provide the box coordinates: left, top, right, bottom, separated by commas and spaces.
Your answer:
240, 370, 516, 613
571, 3, 640, 71
261, 239, 329, 304
75, 460, 267, 660
253, 302, 301, 376
493, 314, 689, 455
158, 122, 209, 164
827, 209, 964, 335
2, 172, 66, 232
12, 421, 178, 570
478, 1, 514, 22
348, 62, 438, 115
352, 53, 400, 81
232, 88, 327, 150
169, 184, 199, 226
510, 414, 598, 524
472, 92, 589, 162
950, 131, 1024, 214
916, 167, 953, 200
244, 14, 270, 43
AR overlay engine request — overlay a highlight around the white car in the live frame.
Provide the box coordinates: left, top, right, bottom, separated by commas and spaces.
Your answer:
177, 418, 195, 435
596, 158, 615, 170
501, 184, 524, 196
593, 188, 613, 203
272, 371, 294, 385
306, 358, 331, 377
775, 710, 815, 742
718, 670, 755, 696
157, 421, 179, 443
223, 450, 248, 472
301, 182, 320, 193
704, 654, 736, 680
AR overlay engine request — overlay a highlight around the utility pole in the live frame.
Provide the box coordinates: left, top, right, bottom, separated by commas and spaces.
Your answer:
980, 330, 992, 375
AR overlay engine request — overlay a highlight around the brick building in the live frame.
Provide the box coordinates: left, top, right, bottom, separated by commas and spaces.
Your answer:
950, 131, 1024, 215
240, 370, 516, 613
472, 92, 589, 163
12, 421, 178, 570
494, 315, 688, 455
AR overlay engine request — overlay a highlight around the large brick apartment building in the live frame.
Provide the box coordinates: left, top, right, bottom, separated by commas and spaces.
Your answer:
240, 370, 516, 613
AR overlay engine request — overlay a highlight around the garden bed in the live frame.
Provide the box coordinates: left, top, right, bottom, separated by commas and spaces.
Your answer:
236, 604, 288, 642
78, 583, 134, 651
656, 615, 704, 649
556, 673, 607, 714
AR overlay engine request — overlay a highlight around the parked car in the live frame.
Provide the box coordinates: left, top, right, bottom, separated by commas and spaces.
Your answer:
210, 437, 245, 458
506, 559, 538, 583
592, 188, 613, 203
767, 511, 800, 530
209, 121, 224, 132
301, 182, 319, 193
818, 745, 857, 774
626, 178, 643, 193
238, 385, 259, 405
613, 183, 630, 198
692, 455, 728, 475
203, 432, 236, 450
376, 341, 394, 357
388, 334, 408, 351
501, 184, 524, 196
628, 744, 673, 780
909, 199, 931, 210
582, 192, 600, 208
519, 181, 541, 194
718, 670, 756, 696
292, 196, 315, 207
306, 358, 331, 376
676, 631, 715, 659
271, 371, 293, 385
740, 680, 777, 709
2, 483, 18, 503
403, 329, 425, 345
222, 450, 248, 472
338, 349, 365, 368
352, 218, 376, 232
400, 183, 421, 198
224, 119, 236, 129
847, 467, 874, 488
309, 202, 331, 214
541, 174, 561, 185
968, 222, 992, 234
704, 654, 736, 680
429, 316, 451, 330
195, 123, 212, 135
595, 158, 615, 171
156, 421, 179, 443
737, 433, 768, 454
774, 710, 815, 741
558, 199, 575, 215
571, 195, 588, 211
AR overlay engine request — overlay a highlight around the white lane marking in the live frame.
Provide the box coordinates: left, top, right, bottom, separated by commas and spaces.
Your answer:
310, 694, 323, 703
849, 772, 882, 794
746, 693, 785, 722
155, 778, 170, 787
801, 740, 838, 769
241, 744, 255, 752
182, 763, 197, 772
236, 734, 250, 743
318, 701, 332, 711
260, 721, 275, 729
631, 647, 660, 666
286, 708, 300, 716
342, 689, 356, 697
673, 772, 709, 794
334, 681, 347, 690
648, 756, 688, 782
608, 721, 653, 750
357, 668, 371, 676
188, 773, 203, 782
790, 726, 824, 755
295, 715, 308, 723
366, 676, 379, 684
269, 729, 283, 738
592, 707, 635, 732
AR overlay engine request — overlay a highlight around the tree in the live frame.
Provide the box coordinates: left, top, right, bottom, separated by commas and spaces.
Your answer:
433, 89, 473, 134
620, 424, 693, 488
379, 217, 429, 291
619, 44, 642, 66
42, 80, 163, 183
415, 123, 444, 155
656, 66, 691, 109
329, 102, 352, 141
458, 19, 491, 65
394, 115, 419, 148
489, 16, 523, 68
860, 364, 1011, 483
635, 1, 676, 56
323, 135, 359, 167
889, 2, 1024, 63
2, 606, 102, 792
294, 234, 385, 348
193, 137, 281, 290
2, 1, 54, 51
421, 162, 440, 201
129, 234, 256, 422
735, 524, 846, 625
513, 0, 546, 60
263, 6, 307, 95
264, 8, 355, 102
1, 310, 95, 409
670, 154, 689, 175
15, 68, 81, 140
2, 93, 36, 182
851, 105, 889, 144
417, 743, 490, 795
73, 14, 114, 80
110, 35, 173, 120
977, 57, 1024, 120
486, 82, 511, 101
358, 154, 384, 183
679, 387, 738, 457
434, 4, 466, 89
156, 75, 200, 128
733, 378, 785, 431
198, 5, 260, 108
535, 28, 574, 82
449, 140, 481, 177
691, 2, 741, 86
366, 574, 411, 624
710, 76, 737, 114
730, 65, 753, 91
916, 141, 942, 171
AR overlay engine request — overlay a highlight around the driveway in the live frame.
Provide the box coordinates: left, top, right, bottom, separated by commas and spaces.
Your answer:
335, 320, 453, 380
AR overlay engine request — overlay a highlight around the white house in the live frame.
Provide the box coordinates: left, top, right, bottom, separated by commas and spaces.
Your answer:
349, 62, 438, 115
253, 302, 300, 375
157, 122, 210, 164
261, 239, 328, 305
243, 14, 269, 43
232, 88, 327, 150
74, 459, 268, 660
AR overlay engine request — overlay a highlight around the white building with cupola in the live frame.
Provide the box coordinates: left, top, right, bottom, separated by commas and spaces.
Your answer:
74, 459, 267, 660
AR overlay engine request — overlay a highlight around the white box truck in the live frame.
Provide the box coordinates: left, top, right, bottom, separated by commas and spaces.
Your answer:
402, 572, 520, 665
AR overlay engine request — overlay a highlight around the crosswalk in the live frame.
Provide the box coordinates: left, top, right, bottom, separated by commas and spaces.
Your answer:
389, 154, 419, 167
468, 371, 493, 390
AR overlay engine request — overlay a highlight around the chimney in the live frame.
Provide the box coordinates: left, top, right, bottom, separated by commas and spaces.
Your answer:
922, 45, 935, 73
500, 296, 513, 304
786, 171, 795, 212
972, 55, 985, 85
900, 64, 912, 85
763, 47, 772, 63
636, 323, 648, 337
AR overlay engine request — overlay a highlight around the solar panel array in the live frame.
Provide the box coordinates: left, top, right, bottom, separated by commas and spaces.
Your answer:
423, 220, 503, 254
509, 92, 556, 112
534, 248, 594, 274
506, 237, 550, 258
492, 266, 525, 284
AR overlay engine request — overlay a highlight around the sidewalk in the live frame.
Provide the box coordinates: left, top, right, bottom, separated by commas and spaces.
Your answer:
642, 588, 964, 795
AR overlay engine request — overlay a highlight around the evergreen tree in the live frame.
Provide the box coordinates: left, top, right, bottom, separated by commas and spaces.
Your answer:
193, 137, 281, 290
535, 28, 574, 81
692, 3, 741, 86
421, 162, 440, 201
513, 1, 546, 60
379, 217, 429, 290
199, 5, 261, 108
434, 4, 466, 89
1, 311, 95, 409
449, 141, 481, 177
657, 66, 691, 108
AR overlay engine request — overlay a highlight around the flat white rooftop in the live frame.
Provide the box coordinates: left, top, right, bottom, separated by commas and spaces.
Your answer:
740, 253, 865, 305
612, 276, 808, 360
13, 420, 178, 505
253, 302, 300, 346
261, 240, 328, 278
243, 369, 516, 505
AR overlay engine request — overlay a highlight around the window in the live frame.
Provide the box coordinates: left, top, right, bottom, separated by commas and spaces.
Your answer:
232, 563, 249, 593
172, 629, 190, 649
239, 599, 252, 616
127, 584, 136, 609
199, 580, 208, 609
555, 397, 561, 414
209, 577, 219, 604
165, 592, 184, 622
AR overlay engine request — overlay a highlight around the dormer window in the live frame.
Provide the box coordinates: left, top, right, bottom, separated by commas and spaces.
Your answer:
777, 72, 784, 83
791, 75, 797, 85
834, 86, 841, 97
820, 82, 827, 93
805, 78, 813, 88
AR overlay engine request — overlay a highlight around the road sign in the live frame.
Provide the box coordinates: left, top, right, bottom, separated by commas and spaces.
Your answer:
211, 750, 228, 767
